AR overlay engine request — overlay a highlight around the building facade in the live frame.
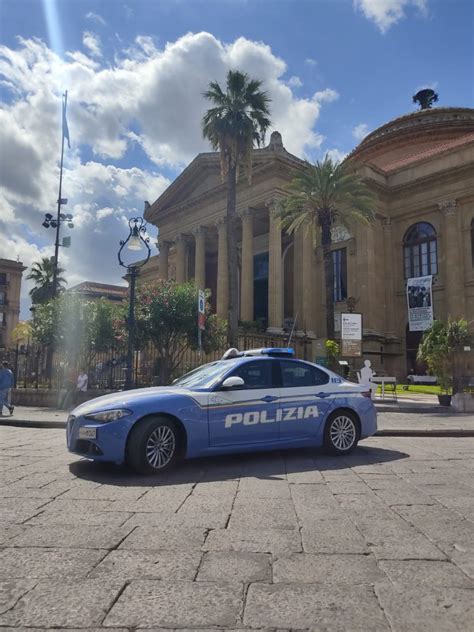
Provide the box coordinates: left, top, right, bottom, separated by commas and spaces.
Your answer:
0, 258, 26, 349
67, 281, 128, 303
143, 108, 474, 379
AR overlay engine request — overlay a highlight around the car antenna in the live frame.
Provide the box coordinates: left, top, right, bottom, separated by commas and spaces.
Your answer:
287, 312, 298, 349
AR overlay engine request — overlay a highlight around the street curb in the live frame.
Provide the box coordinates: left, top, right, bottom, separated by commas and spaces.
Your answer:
2, 419, 474, 438
375, 406, 449, 414
0, 419, 66, 429
375, 429, 474, 437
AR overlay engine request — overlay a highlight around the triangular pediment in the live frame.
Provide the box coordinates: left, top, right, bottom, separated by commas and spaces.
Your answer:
146, 140, 303, 220
149, 153, 222, 214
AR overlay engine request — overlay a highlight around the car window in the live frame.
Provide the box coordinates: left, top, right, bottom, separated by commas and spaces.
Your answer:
280, 360, 329, 387
229, 360, 275, 389
174, 360, 240, 389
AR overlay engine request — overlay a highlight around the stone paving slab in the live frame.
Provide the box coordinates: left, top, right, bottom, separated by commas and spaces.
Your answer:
0, 579, 124, 627
273, 552, 384, 584
378, 559, 474, 588
243, 583, 390, 630
0, 580, 36, 616
301, 519, 369, 554
375, 581, 474, 632
103, 580, 243, 628
204, 527, 302, 555
89, 549, 202, 581
0, 547, 107, 579
118, 525, 207, 551
2, 426, 474, 631
9, 525, 134, 549
196, 551, 271, 583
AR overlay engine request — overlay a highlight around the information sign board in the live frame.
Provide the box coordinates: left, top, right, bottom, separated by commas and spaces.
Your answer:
341, 313, 362, 357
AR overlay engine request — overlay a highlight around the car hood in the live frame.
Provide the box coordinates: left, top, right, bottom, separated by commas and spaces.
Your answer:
71, 386, 195, 417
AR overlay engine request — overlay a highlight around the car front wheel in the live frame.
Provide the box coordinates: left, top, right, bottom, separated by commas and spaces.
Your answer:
127, 417, 179, 475
323, 410, 359, 455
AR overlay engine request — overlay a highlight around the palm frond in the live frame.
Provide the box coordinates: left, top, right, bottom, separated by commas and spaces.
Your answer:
202, 69, 272, 178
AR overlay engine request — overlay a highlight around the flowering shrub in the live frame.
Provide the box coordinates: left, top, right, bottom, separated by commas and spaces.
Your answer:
133, 280, 226, 383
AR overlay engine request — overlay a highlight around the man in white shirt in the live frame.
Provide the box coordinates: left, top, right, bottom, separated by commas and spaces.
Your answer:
75, 370, 88, 405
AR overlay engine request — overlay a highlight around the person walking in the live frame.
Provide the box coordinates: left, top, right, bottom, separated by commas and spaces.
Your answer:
75, 369, 88, 406
0, 360, 14, 416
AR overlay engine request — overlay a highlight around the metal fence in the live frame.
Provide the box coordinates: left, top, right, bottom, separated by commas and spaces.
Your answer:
3, 331, 311, 390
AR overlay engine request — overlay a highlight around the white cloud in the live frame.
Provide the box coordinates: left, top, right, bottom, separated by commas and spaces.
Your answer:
305, 57, 317, 66
354, 0, 428, 33
326, 148, 347, 163
85, 12, 106, 26
82, 31, 102, 58
0, 32, 340, 315
352, 123, 370, 141
287, 75, 302, 88
314, 88, 339, 104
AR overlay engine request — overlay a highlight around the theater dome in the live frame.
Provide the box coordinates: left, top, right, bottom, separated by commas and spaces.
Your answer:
348, 107, 474, 171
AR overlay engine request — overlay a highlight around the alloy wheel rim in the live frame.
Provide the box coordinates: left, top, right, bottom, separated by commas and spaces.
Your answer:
145, 426, 176, 469
330, 415, 356, 450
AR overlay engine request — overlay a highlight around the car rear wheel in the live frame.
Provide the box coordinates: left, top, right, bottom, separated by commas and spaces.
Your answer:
127, 417, 180, 475
323, 410, 359, 455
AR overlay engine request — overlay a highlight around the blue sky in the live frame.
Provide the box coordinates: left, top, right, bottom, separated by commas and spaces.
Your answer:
1, 0, 473, 316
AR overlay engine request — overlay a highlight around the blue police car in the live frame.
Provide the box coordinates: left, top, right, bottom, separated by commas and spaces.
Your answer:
67, 348, 377, 474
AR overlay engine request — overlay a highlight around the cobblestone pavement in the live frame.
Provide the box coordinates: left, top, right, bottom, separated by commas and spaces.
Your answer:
0, 426, 473, 631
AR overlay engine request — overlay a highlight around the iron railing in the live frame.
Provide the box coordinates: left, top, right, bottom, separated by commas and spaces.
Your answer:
2, 331, 310, 390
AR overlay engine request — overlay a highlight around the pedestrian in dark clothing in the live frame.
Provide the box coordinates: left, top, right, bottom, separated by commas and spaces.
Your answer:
0, 360, 14, 416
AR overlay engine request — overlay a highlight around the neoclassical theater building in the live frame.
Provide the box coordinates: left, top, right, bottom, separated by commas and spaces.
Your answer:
143, 106, 474, 378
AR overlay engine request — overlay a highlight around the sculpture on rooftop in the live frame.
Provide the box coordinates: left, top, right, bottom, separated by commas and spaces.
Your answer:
413, 88, 439, 110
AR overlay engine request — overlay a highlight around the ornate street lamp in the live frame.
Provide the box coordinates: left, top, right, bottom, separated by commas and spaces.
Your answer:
118, 216, 151, 390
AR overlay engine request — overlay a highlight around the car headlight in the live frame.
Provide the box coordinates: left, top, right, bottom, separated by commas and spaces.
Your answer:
84, 409, 132, 423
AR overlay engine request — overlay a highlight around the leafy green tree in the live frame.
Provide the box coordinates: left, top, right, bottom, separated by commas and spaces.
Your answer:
32, 295, 125, 366
134, 280, 226, 384
202, 70, 271, 345
417, 319, 471, 394
27, 257, 67, 305
280, 155, 376, 339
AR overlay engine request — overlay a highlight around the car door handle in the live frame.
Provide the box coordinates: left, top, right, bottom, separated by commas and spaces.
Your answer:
261, 395, 278, 402
315, 392, 330, 399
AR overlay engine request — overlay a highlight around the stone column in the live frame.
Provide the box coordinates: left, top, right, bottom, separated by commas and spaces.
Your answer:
382, 219, 396, 335
439, 200, 466, 318
267, 199, 283, 333
193, 226, 207, 290
175, 234, 187, 284
240, 209, 254, 321
293, 228, 303, 325
157, 240, 170, 280
301, 226, 316, 336
216, 218, 229, 319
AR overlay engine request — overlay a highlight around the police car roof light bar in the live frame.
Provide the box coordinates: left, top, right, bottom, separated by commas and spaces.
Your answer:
241, 348, 295, 358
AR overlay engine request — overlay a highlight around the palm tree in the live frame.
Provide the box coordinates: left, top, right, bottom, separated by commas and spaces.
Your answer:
27, 257, 66, 305
280, 155, 376, 339
202, 70, 271, 346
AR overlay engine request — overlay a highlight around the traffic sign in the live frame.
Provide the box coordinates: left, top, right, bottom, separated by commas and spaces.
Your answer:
198, 290, 206, 331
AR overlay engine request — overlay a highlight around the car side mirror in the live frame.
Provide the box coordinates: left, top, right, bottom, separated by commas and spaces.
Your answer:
221, 376, 245, 389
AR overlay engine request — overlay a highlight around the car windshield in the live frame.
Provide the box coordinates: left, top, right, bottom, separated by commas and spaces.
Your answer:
173, 360, 237, 389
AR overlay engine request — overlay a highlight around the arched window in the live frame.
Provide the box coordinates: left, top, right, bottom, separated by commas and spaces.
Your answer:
403, 222, 437, 279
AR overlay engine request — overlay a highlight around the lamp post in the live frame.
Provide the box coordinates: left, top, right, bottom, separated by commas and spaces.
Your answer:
118, 216, 151, 390
42, 211, 74, 298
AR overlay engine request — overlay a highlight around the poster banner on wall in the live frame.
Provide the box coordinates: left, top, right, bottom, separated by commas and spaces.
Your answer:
407, 275, 433, 331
